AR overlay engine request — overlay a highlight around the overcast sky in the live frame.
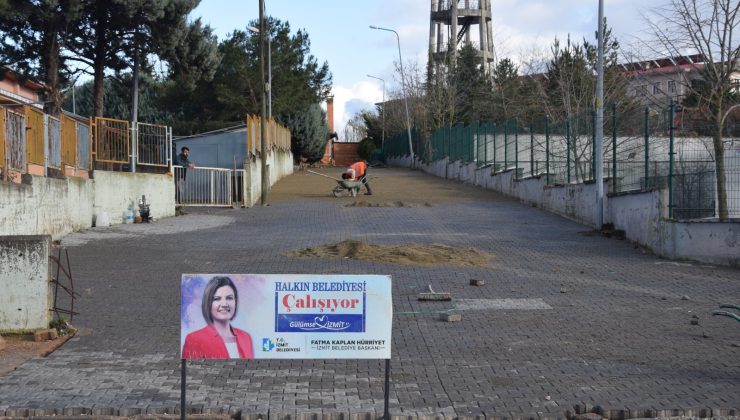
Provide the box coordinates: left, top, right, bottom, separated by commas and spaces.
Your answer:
192, 0, 658, 137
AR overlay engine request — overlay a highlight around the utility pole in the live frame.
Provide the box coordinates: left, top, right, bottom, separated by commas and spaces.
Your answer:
595, 0, 605, 228
259, 0, 268, 205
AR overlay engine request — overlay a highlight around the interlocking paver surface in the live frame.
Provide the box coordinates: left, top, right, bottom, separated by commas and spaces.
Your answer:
1, 167, 739, 419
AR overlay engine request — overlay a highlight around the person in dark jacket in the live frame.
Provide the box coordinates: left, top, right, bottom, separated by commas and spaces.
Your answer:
175, 147, 195, 202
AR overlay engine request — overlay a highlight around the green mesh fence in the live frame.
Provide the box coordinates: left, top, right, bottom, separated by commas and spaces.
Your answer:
383, 103, 739, 220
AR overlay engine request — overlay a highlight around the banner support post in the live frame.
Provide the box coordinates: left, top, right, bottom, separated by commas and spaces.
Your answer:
180, 358, 186, 420
383, 358, 390, 420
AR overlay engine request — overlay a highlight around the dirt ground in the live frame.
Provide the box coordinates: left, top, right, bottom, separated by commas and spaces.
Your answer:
275, 166, 502, 268
0, 334, 71, 376
268, 165, 511, 205
286, 239, 494, 268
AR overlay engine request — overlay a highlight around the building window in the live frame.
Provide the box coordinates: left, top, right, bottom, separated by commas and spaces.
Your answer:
668, 80, 676, 94
653, 82, 661, 95
635, 85, 647, 97
731, 79, 740, 93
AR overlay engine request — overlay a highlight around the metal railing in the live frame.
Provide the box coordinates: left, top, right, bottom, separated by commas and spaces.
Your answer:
174, 165, 234, 207
136, 122, 171, 167
94, 117, 130, 164
1, 106, 173, 176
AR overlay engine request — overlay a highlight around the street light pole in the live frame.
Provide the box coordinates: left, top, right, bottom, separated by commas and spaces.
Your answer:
258, 0, 268, 205
370, 25, 414, 168
367, 74, 385, 148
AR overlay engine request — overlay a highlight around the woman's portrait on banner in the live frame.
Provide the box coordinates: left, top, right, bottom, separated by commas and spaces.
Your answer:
181, 276, 254, 359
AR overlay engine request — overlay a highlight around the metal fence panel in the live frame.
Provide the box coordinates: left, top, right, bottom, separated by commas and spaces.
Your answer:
174, 165, 234, 207
95, 117, 130, 164
48, 116, 62, 168
25, 106, 45, 165
0, 108, 4, 170
77, 122, 91, 169
4, 108, 25, 173
137, 122, 170, 167
61, 116, 77, 167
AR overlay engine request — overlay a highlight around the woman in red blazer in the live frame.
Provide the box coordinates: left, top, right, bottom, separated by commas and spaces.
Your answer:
182, 276, 254, 359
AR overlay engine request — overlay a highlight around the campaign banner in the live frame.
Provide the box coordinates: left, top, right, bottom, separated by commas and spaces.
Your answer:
181, 274, 392, 359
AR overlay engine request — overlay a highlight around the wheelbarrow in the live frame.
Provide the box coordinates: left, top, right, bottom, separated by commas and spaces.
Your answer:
305, 170, 363, 197
333, 179, 362, 197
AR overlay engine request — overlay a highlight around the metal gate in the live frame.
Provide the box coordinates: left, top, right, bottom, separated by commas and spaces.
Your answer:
174, 165, 236, 207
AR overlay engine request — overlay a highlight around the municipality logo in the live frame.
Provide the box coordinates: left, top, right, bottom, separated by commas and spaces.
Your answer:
262, 338, 275, 352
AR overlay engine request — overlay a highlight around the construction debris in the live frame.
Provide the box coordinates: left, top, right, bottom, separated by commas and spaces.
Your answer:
440, 313, 462, 322
418, 285, 452, 301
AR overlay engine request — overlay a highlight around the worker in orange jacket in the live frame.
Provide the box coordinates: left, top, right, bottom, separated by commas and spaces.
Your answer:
341, 160, 372, 195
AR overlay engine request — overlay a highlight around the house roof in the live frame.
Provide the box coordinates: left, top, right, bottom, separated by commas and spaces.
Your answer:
0, 65, 46, 91
619, 54, 706, 77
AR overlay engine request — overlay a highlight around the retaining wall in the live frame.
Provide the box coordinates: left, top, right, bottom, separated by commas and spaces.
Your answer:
388, 156, 740, 266
0, 176, 94, 239
243, 150, 294, 207
0, 171, 175, 239
0, 235, 51, 331
93, 171, 176, 225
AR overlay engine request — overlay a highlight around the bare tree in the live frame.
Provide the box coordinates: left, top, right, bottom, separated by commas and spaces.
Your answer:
644, 0, 740, 220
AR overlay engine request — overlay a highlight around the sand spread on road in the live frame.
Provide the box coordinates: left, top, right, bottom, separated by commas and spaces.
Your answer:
286, 239, 493, 268
343, 201, 433, 208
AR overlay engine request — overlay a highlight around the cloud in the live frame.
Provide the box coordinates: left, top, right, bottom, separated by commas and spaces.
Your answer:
331, 81, 383, 139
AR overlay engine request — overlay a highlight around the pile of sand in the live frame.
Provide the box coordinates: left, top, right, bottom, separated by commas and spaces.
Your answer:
286, 240, 492, 268
344, 201, 433, 208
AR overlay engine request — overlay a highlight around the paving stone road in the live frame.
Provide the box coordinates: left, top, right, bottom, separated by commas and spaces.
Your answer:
1, 167, 739, 419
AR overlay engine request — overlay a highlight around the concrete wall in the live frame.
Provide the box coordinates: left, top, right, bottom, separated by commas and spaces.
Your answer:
0, 235, 51, 331
389, 154, 740, 266
607, 190, 666, 249
93, 170, 175, 224
243, 150, 294, 207
1, 171, 175, 238
658, 221, 740, 267
0, 176, 94, 239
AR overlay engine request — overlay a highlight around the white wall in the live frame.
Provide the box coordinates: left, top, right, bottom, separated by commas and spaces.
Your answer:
0, 235, 51, 331
658, 221, 740, 267
607, 190, 666, 249
0, 171, 176, 238
0, 176, 94, 239
93, 171, 175, 225
389, 154, 740, 266
243, 150, 294, 207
